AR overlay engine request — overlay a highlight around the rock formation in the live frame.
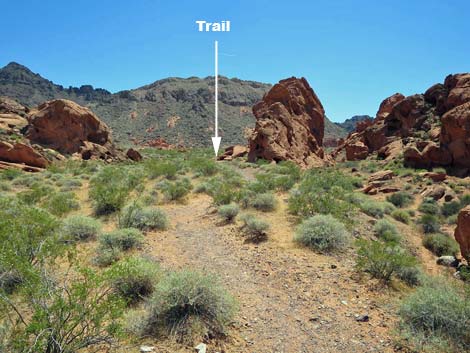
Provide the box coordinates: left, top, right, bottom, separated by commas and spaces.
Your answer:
455, 205, 470, 262
218, 145, 248, 161
333, 73, 470, 174
247, 77, 325, 167
27, 99, 123, 160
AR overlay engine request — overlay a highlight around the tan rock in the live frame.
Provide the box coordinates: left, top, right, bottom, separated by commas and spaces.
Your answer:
368, 170, 394, 182
345, 141, 368, 161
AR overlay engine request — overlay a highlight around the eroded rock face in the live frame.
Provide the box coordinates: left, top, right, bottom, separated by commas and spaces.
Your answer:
248, 77, 325, 167
345, 141, 368, 161
455, 205, 470, 262
440, 102, 470, 169
376, 93, 405, 120
26, 99, 123, 160
218, 145, 248, 161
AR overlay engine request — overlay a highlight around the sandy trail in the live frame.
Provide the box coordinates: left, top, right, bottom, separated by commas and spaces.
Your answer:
144, 194, 396, 353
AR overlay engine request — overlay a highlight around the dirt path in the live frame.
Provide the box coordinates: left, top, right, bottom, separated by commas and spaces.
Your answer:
144, 194, 398, 353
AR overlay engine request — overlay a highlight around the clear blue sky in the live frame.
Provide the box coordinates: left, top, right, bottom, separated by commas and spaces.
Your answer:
1, 0, 469, 122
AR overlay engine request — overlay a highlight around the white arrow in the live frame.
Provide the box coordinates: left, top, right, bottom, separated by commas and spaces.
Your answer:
211, 40, 221, 156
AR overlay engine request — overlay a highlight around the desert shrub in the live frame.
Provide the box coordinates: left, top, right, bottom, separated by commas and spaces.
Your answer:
0, 181, 11, 191
387, 191, 413, 208
159, 178, 192, 201
355, 240, 417, 283
99, 228, 144, 252
249, 192, 277, 212
62, 215, 101, 242
399, 278, 470, 351
42, 191, 80, 216
218, 203, 239, 222
119, 203, 169, 231
0, 168, 22, 181
240, 214, 269, 241
420, 214, 440, 234
0, 198, 61, 269
294, 215, 350, 253
396, 266, 422, 287
140, 270, 236, 342
360, 200, 395, 218
56, 178, 83, 191
392, 209, 411, 224
93, 247, 122, 267
89, 166, 138, 215
419, 198, 440, 215
145, 160, 180, 180
204, 176, 242, 205
447, 214, 458, 225
374, 219, 401, 243
422, 233, 459, 257
288, 169, 357, 224
194, 182, 209, 193
107, 256, 161, 306
11, 174, 41, 187
0, 268, 23, 294
460, 194, 470, 208
441, 201, 461, 217
190, 157, 218, 176
0, 268, 124, 353
17, 183, 54, 204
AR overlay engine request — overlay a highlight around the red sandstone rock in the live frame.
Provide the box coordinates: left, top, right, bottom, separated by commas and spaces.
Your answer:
455, 205, 470, 262
0, 141, 49, 168
368, 170, 394, 182
126, 148, 143, 161
27, 99, 122, 160
376, 93, 405, 120
345, 141, 368, 160
218, 145, 248, 161
248, 77, 325, 167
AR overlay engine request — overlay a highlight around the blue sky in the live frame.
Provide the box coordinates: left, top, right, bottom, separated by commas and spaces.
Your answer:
1, 0, 469, 122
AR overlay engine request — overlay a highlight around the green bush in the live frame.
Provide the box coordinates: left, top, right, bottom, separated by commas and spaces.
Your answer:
249, 192, 277, 212
441, 201, 461, 217
99, 228, 144, 252
419, 198, 440, 215
288, 169, 357, 225
93, 247, 122, 267
62, 215, 101, 242
107, 256, 161, 306
359, 200, 395, 218
420, 214, 440, 234
396, 266, 422, 287
89, 166, 138, 215
42, 191, 80, 216
159, 178, 192, 201
240, 214, 269, 241
204, 176, 241, 205
17, 183, 54, 204
140, 270, 236, 342
190, 158, 218, 176
399, 278, 470, 351
118, 204, 169, 231
422, 233, 459, 256
356, 240, 417, 283
294, 215, 350, 253
387, 191, 413, 208
391, 209, 411, 224
374, 219, 401, 243
145, 160, 180, 180
218, 203, 239, 222
460, 194, 470, 208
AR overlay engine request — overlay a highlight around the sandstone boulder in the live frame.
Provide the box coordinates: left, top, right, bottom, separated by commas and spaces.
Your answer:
368, 170, 394, 182
0, 141, 49, 168
455, 205, 470, 262
26, 99, 122, 160
218, 145, 248, 161
345, 141, 368, 160
248, 77, 325, 167
126, 148, 143, 161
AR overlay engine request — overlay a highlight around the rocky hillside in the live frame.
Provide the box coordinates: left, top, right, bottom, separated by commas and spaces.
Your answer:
0, 62, 347, 147
335, 115, 373, 133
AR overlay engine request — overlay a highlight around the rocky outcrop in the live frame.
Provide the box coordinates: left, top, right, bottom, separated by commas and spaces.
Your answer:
455, 205, 470, 262
0, 141, 49, 168
126, 148, 143, 161
0, 97, 29, 132
218, 145, 248, 161
247, 77, 325, 167
26, 99, 123, 160
333, 73, 470, 175
345, 141, 368, 161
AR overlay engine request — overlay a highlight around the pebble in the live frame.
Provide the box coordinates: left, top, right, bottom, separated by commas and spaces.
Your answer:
140, 346, 155, 353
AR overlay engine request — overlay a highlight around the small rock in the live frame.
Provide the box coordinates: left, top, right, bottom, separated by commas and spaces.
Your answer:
355, 314, 370, 322
195, 343, 207, 353
330, 264, 337, 269
341, 300, 348, 305
436, 255, 459, 267
140, 346, 155, 353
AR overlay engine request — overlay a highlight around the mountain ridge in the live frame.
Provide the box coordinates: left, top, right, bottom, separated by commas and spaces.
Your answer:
0, 62, 349, 147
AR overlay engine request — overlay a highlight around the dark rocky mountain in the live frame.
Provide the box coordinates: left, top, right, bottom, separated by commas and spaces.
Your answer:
335, 115, 373, 134
0, 62, 347, 147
